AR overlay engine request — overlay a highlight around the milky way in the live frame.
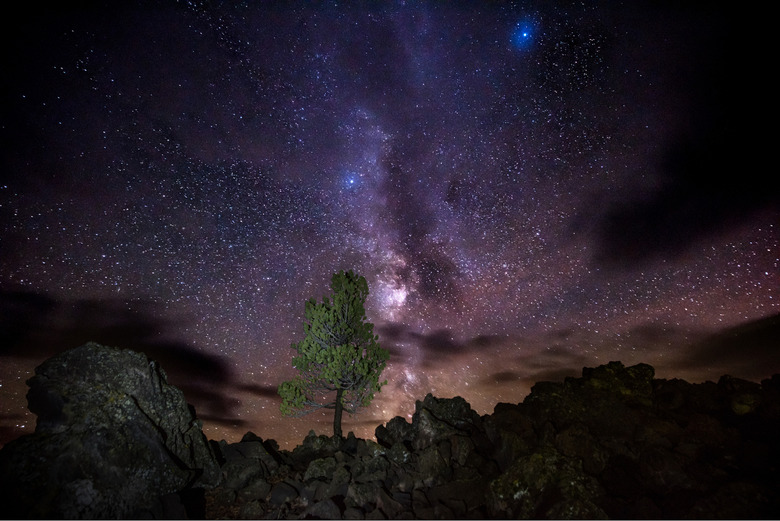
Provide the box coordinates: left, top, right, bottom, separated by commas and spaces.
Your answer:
1, 1, 777, 449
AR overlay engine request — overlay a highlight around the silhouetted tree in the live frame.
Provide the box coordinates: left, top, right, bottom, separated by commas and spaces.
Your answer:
278, 270, 389, 438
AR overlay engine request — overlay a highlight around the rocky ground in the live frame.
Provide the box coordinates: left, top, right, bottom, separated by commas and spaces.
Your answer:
201, 361, 780, 519
1, 344, 778, 519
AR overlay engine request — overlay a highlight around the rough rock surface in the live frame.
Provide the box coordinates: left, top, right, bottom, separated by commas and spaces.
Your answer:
205, 361, 780, 519
0, 342, 221, 519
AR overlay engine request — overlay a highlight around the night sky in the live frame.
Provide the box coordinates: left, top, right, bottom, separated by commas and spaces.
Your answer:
1, 1, 777, 450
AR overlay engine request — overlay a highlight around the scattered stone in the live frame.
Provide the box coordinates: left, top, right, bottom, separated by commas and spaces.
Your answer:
304, 456, 338, 482
268, 480, 300, 506
303, 497, 343, 519
236, 477, 271, 504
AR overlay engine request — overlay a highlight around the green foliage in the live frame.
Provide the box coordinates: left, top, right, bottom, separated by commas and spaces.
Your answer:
278, 270, 389, 434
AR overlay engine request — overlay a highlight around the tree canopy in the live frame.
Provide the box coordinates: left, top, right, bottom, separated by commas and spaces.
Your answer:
278, 270, 389, 437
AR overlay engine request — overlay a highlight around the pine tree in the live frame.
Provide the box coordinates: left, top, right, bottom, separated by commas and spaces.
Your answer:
278, 270, 389, 438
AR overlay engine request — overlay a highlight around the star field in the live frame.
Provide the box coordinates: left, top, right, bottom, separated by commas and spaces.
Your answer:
1, 1, 777, 449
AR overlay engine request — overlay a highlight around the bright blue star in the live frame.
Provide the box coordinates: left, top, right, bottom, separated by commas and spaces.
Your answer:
511, 21, 536, 50
343, 171, 360, 189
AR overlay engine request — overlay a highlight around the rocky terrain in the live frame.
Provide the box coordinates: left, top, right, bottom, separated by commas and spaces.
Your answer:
0, 343, 221, 519
206, 362, 780, 519
1, 343, 779, 519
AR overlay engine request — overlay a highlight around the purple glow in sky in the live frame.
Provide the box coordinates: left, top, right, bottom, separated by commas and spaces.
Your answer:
1, 1, 776, 449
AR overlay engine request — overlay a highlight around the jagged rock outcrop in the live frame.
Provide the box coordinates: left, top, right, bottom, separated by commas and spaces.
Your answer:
6, 350, 774, 518
205, 361, 780, 519
0, 342, 221, 519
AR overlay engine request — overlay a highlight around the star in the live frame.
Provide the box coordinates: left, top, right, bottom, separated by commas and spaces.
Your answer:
511, 21, 536, 50
0, 1, 775, 450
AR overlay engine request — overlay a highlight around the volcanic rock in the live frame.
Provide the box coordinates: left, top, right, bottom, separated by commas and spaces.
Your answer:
12, 353, 771, 519
0, 342, 221, 518
205, 361, 780, 519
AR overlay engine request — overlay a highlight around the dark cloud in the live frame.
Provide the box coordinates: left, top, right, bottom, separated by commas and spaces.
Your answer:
372, 323, 413, 364
677, 313, 780, 381
375, 321, 409, 342
607, 323, 707, 358
471, 334, 507, 348
625, 323, 687, 346
1, 288, 169, 357
376, 322, 510, 370
412, 328, 509, 357
0, 288, 242, 424
594, 172, 778, 269
197, 415, 250, 429
411, 328, 465, 355
510, 343, 590, 385
237, 383, 282, 400
524, 366, 582, 385
176, 381, 241, 422
593, 9, 776, 269
382, 343, 407, 363
479, 364, 581, 402
485, 370, 524, 384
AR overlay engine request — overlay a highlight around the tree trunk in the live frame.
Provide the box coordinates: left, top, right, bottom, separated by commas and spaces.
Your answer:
333, 387, 344, 438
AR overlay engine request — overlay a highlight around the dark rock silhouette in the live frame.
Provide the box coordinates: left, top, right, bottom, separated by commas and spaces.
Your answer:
2, 348, 779, 519
0, 342, 221, 518
207, 361, 780, 519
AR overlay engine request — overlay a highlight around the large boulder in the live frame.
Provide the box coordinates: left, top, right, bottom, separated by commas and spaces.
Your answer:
0, 342, 221, 518
411, 393, 482, 450
376, 393, 484, 452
